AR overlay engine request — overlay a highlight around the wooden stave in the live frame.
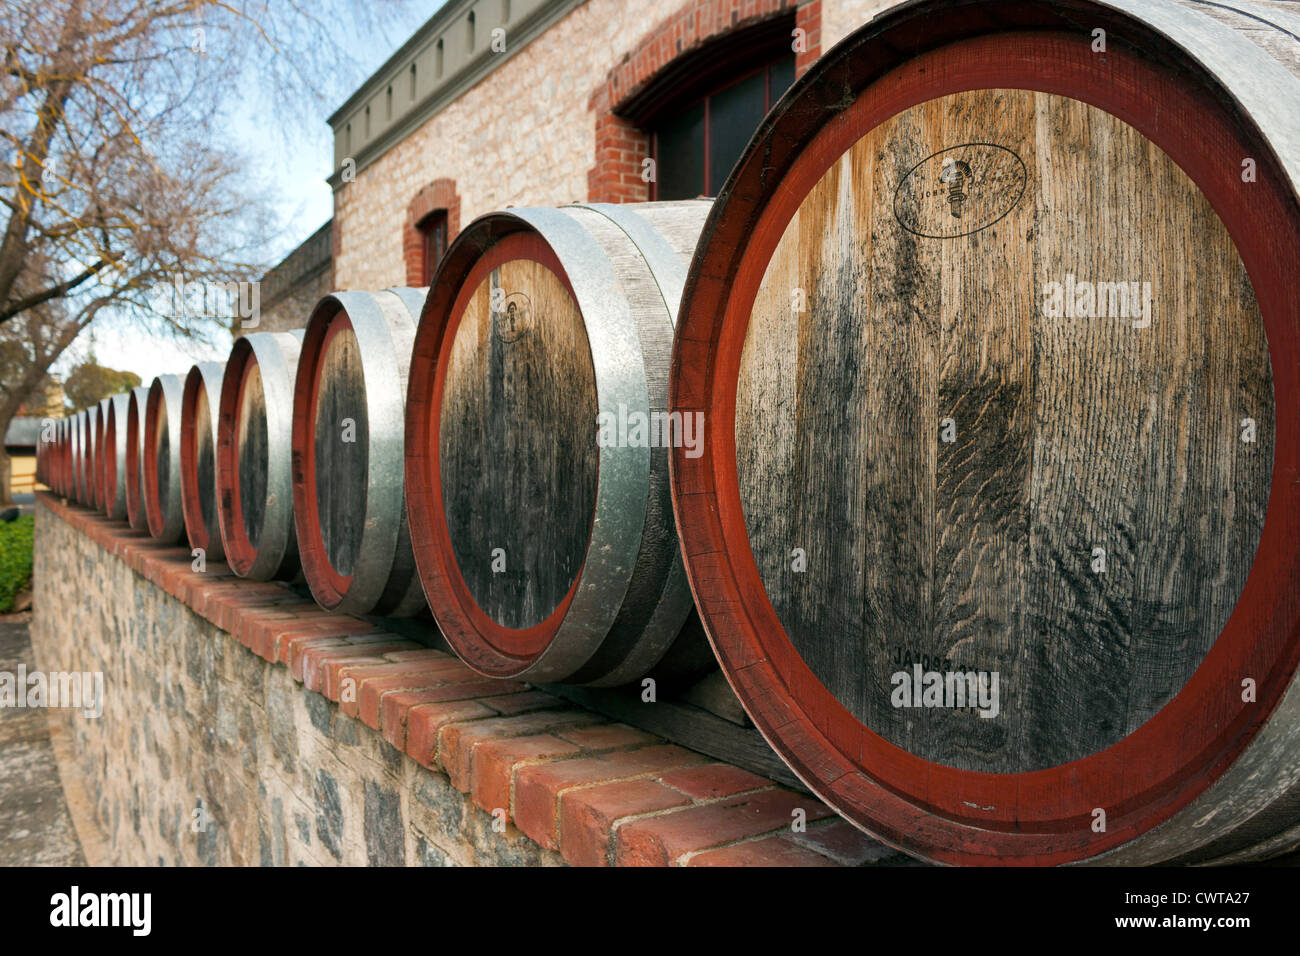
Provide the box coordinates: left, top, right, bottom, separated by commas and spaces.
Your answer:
405, 201, 712, 684
80, 407, 98, 507
216, 330, 304, 581
68, 413, 81, 502
292, 287, 427, 616
667, 0, 1300, 866
94, 397, 112, 511
180, 362, 227, 561
124, 386, 151, 531
143, 374, 186, 543
100, 394, 130, 521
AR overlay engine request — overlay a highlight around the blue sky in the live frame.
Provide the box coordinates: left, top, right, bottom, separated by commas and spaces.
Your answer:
67, 3, 439, 386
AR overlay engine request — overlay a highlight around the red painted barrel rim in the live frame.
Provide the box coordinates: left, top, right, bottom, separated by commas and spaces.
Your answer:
671, 31, 1300, 864
408, 228, 593, 673
295, 304, 356, 606
180, 368, 217, 553
217, 342, 260, 576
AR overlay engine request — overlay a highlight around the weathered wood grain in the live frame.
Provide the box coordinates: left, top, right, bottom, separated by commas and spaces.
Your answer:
735, 88, 1273, 773
237, 364, 269, 546
313, 324, 369, 577
438, 257, 599, 630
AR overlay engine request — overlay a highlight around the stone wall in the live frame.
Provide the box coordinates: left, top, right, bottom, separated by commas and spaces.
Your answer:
30, 496, 900, 866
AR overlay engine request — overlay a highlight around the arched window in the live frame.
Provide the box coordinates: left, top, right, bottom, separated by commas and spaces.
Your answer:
651, 57, 794, 200
618, 15, 797, 201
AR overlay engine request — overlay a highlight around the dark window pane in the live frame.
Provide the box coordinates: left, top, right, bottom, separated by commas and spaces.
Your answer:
708, 69, 767, 195
655, 100, 705, 201
769, 55, 796, 103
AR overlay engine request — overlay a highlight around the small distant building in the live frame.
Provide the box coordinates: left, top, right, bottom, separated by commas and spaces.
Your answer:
4, 417, 41, 496
248, 220, 334, 334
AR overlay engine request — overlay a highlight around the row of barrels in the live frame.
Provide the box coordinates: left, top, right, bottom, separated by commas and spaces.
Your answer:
32, 0, 1300, 867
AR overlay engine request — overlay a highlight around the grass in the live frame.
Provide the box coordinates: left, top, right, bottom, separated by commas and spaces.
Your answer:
0, 514, 34, 613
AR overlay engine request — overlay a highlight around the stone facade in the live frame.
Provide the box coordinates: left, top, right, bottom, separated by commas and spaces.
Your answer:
331, 0, 893, 290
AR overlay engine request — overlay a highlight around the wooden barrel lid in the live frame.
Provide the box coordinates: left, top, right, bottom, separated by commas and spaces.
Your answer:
143, 374, 186, 542
670, 0, 1300, 864
408, 204, 711, 683
181, 363, 226, 559
217, 331, 303, 580
125, 386, 151, 530
293, 288, 426, 616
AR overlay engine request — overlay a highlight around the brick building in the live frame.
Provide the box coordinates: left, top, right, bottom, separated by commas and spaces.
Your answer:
257, 0, 886, 314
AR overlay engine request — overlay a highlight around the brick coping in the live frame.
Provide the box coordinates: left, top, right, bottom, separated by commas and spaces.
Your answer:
36, 493, 901, 867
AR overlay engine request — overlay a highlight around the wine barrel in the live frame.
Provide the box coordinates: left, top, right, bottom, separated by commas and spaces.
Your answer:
181, 362, 226, 561
65, 413, 80, 502
124, 385, 151, 531
79, 406, 98, 507
99, 394, 130, 521
68, 411, 83, 504
405, 201, 711, 684
216, 331, 304, 580
291, 288, 427, 615
669, 0, 1300, 866
93, 397, 112, 511
143, 374, 186, 543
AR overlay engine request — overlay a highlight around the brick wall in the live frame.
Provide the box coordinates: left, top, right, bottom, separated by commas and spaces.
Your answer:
332, 0, 889, 290
31, 496, 905, 866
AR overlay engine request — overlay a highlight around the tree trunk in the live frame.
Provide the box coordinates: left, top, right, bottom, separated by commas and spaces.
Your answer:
0, 442, 12, 507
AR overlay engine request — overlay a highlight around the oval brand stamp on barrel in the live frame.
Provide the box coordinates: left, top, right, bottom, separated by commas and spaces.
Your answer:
893, 143, 1028, 238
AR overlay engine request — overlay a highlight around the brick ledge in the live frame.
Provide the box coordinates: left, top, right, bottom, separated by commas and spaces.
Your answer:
36, 492, 899, 867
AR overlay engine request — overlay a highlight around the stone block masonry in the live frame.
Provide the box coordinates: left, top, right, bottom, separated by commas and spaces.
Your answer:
30, 494, 906, 866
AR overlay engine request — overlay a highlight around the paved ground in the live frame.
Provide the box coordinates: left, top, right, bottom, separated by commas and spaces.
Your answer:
0, 617, 85, 866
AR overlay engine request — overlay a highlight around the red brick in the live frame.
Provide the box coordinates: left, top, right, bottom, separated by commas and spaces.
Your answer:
439, 710, 600, 792
616, 790, 834, 866
381, 649, 457, 662
357, 672, 515, 727
555, 723, 659, 751
404, 700, 496, 768
513, 746, 706, 849
688, 835, 839, 867
300, 647, 391, 693
470, 735, 581, 817
559, 780, 690, 867
479, 690, 565, 715
658, 763, 771, 799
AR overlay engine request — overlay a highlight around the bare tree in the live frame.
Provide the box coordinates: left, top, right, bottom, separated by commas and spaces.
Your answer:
0, 0, 415, 502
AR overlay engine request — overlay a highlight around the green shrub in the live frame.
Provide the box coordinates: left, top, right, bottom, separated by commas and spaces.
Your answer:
0, 514, 35, 613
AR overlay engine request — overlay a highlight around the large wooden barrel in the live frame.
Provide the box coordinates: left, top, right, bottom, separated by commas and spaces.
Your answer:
67, 413, 83, 501
124, 385, 151, 531
143, 374, 186, 543
292, 288, 427, 615
79, 406, 98, 507
669, 0, 1300, 866
406, 201, 711, 684
99, 394, 130, 521
93, 397, 112, 511
217, 331, 304, 580
181, 362, 226, 561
